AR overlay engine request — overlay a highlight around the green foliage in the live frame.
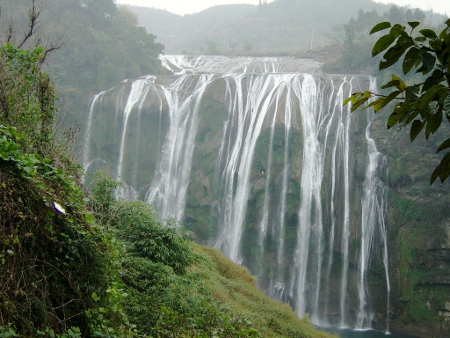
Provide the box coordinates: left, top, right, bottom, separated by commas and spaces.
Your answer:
121, 254, 261, 337
86, 173, 332, 337
0, 127, 128, 336
114, 201, 194, 274
0, 43, 55, 155
43, 0, 165, 129
0, 39, 128, 335
88, 173, 194, 274
345, 18, 450, 183
153, 305, 261, 338
87, 173, 258, 336
0, 0, 165, 137
0, 323, 19, 338
322, 6, 430, 74
88, 171, 123, 227
0, 125, 76, 202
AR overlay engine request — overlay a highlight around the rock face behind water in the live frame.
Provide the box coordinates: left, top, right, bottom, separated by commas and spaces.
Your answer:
83, 55, 449, 336
369, 111, 450, 337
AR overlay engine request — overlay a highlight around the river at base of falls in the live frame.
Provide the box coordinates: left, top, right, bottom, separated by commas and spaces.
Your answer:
320, 327, 418, 338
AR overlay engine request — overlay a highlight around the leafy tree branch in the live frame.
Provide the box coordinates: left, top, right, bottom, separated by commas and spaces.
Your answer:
344, 18, 450, 183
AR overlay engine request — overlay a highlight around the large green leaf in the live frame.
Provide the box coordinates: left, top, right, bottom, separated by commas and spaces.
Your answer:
422, 69, 445, 92
390, 24, 407, 38
444, 94, 450, 114
387, 110, 404, 128
370, 22, 391, 34
431, 152, 450, 184
372, 34, 397, 57
419, 28, 437, 39
429, 38, 443, 52
425, 106, 443, 138
374, 90, 400, 112
417, 52, 436, 74
403, 106, 422, 126
410, 119, 425, 141
439, 20, 450, 38
350, 97, 370, 111
407, 21, 420, 30
402, 47, 420, 74
419, 84, 445, 109
380, 43, 408, 70
437, 138, 450, 153
392, 74, 406, 91
380, 79, 401, 90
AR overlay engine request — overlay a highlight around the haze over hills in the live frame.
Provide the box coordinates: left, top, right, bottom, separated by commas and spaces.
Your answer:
123, 0, 445, 55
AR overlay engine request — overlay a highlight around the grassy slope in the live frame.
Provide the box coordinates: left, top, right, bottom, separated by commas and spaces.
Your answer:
191, 245, 335, 338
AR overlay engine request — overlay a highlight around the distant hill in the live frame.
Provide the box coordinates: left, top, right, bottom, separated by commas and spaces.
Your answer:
126, 4, 255, 54
124, 0, 445, 55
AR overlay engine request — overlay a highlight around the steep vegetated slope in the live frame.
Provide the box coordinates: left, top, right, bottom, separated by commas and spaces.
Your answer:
90, 174, 336, 337
0, 36, 127, 336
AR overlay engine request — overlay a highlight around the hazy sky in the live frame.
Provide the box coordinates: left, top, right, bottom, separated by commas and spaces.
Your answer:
115, 0, 450, 16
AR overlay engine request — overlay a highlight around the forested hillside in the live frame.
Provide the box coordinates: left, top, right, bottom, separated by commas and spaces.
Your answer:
126, 0, 445, 55
0, 0, 164, 131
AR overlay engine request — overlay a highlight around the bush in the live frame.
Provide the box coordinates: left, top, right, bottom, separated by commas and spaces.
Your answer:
114, 201, 193, 274
0, 126, 128, 336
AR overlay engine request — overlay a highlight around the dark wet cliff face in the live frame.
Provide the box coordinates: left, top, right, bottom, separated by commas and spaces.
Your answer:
369, 111, 450, 337
82, 55, 449, 336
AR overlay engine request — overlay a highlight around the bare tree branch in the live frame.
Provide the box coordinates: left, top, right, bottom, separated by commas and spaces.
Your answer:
1, 0, 65, 63
18, 0, 41, 48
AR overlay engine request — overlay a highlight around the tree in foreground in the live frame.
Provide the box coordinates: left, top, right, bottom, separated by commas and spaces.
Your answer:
345, 18, 450, 183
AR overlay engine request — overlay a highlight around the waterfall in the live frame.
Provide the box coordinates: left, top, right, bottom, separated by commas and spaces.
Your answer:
146, 73, 214, 220
356, 77, 390, 331
83, 55, 390, 330
82, 90, 109, 177
116, 76, 154, 200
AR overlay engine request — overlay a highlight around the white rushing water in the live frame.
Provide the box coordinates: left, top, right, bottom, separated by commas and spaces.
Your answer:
83, 55, 390, 330
146, 74, 214, 220
356, 77, 390, 331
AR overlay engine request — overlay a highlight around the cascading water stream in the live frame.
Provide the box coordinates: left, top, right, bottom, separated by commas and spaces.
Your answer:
258, 95, 277, 266
83, 55, 390, 332
215, 73, 286, 263
83, 90, 109, 177
146, 74, 214, 220
115, 76, 154, 199
321, 78, 348, 325
356, 77, 390, 330
339, 79, 352, 328
290, 74, 324, 318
